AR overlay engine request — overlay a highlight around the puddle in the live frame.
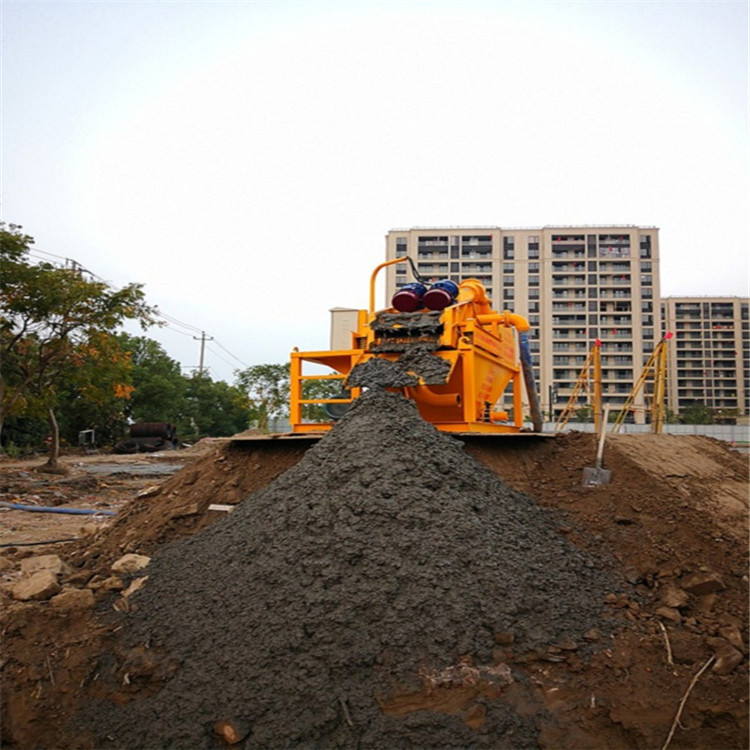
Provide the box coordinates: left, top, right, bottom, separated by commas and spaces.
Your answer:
78, 463, 184, 476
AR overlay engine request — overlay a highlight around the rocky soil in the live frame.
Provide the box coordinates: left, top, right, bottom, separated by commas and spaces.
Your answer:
1, 402, 747, 749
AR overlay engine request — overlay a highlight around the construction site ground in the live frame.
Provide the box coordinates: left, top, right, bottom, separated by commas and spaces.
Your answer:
1, 413, 748, 749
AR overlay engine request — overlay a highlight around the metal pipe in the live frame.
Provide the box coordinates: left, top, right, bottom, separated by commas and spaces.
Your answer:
404, 386, 461, 407
369, 257, 408, 314
476, 311, 531, 332
518, 332, 543, 432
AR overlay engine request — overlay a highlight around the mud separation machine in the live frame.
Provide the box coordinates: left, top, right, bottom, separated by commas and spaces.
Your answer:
289, 257, 544, 435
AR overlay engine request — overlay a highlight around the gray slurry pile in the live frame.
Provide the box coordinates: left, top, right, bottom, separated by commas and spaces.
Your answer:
82, 389, 617, 749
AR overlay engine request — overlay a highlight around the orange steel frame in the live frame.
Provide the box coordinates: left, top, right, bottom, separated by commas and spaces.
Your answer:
290, 258, 532, 435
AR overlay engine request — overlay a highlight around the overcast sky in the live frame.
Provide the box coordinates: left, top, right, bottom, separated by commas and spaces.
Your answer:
2, 0, 748, 383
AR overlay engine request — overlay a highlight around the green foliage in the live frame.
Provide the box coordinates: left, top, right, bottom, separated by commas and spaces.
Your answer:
117, 334, 186, 423
679, 403, 714, 425
301, 378, 348, 421
0, 222, 157, 460
235, 363, 290, 432
0, 415, 48, 453
663, 407, 679, 425
178, 373, 251, 442
575, 405, 594, 422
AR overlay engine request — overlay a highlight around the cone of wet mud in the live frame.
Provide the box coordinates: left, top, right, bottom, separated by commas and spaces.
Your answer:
80, 390, 616, 749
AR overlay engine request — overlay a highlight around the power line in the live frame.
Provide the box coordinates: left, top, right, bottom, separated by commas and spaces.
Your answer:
205, 345, 242, 371
156, 311, 204, 334
213, 339, 249, 368
18, 245, 251, 375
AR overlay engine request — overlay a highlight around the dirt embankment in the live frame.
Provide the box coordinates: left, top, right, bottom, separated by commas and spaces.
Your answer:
1, 402, 747, 750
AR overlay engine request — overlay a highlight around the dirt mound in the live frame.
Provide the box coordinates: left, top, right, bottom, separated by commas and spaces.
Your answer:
0, 405, 747, 749
63, 440, 309, 574
74, 390, 620, 748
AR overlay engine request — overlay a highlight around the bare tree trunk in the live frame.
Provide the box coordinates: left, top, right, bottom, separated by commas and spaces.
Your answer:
45, 408, 60, 469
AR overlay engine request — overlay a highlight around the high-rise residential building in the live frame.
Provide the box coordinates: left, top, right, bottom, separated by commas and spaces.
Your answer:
384, 226, 660, 424
662, 297, 749, 420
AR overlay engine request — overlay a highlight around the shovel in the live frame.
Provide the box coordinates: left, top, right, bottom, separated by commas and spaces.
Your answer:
582, 405, 612, 486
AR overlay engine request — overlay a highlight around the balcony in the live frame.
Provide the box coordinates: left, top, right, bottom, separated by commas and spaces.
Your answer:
552, 316, 587, 325
551, 262, 585, 272
600, 316, 632, 326
551, 249, 585, 259
461, 250, 492, 259
553, 303, 586, 312
553, 291, 587, 300
600, 263, 631, 273
552, 276, 586, 286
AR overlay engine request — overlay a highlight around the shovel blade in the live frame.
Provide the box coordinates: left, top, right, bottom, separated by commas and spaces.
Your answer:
582, 466, 612, 486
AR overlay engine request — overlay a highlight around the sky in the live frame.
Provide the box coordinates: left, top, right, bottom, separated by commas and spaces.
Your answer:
2, 0, 748, 384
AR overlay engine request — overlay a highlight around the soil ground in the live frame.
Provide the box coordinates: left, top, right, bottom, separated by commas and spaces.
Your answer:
1, 419, 748, 749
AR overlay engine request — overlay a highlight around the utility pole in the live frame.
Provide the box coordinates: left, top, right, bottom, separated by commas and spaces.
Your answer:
193, 331, 214, 375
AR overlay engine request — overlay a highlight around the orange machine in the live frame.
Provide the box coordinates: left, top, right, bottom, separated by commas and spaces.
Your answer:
290, 257, 543, 435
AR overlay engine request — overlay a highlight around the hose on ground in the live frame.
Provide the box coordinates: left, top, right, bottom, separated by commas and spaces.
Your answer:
0, 501, 116, 516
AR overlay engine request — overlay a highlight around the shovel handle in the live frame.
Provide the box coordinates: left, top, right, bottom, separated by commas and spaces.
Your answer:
595, 405, 610, 467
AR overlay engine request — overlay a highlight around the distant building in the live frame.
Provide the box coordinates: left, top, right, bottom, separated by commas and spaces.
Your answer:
662, 297, 749, 420
385, 226, 660, 424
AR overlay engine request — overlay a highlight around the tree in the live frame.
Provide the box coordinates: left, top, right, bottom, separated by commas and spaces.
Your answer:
55, 330, 135, 447
117, 334, 186, 424
679, 403, 714, 425
235, 364, 290, 432
179, 373, 251, 441
575, 404, 594, 423
0, 223, 157, 467
301, 378, 349, 421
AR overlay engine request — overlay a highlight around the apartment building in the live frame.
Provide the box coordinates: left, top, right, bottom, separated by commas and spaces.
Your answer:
384, 226, 661, 424
662, 297, 749, 419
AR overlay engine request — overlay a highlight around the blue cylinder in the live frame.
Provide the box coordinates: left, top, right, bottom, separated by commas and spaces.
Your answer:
392, 282, 427, 312
423, 280, 459, 310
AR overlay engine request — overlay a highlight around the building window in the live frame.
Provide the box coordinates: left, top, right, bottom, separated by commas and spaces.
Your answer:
599, 234, 631, 258
529, 262, 539, 272
503, 263, 514, 273
528, 236, 540, 260
529, 289, 540, 300
529, 275, 539, 287
503, 275, 514, 286
503, 237, 515, 259
396, 238, 407, 257
528, 301, 539, 312
640, 235, 652, 258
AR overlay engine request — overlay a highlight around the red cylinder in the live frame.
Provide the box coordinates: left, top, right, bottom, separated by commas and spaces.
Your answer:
391, 282, 427, 312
